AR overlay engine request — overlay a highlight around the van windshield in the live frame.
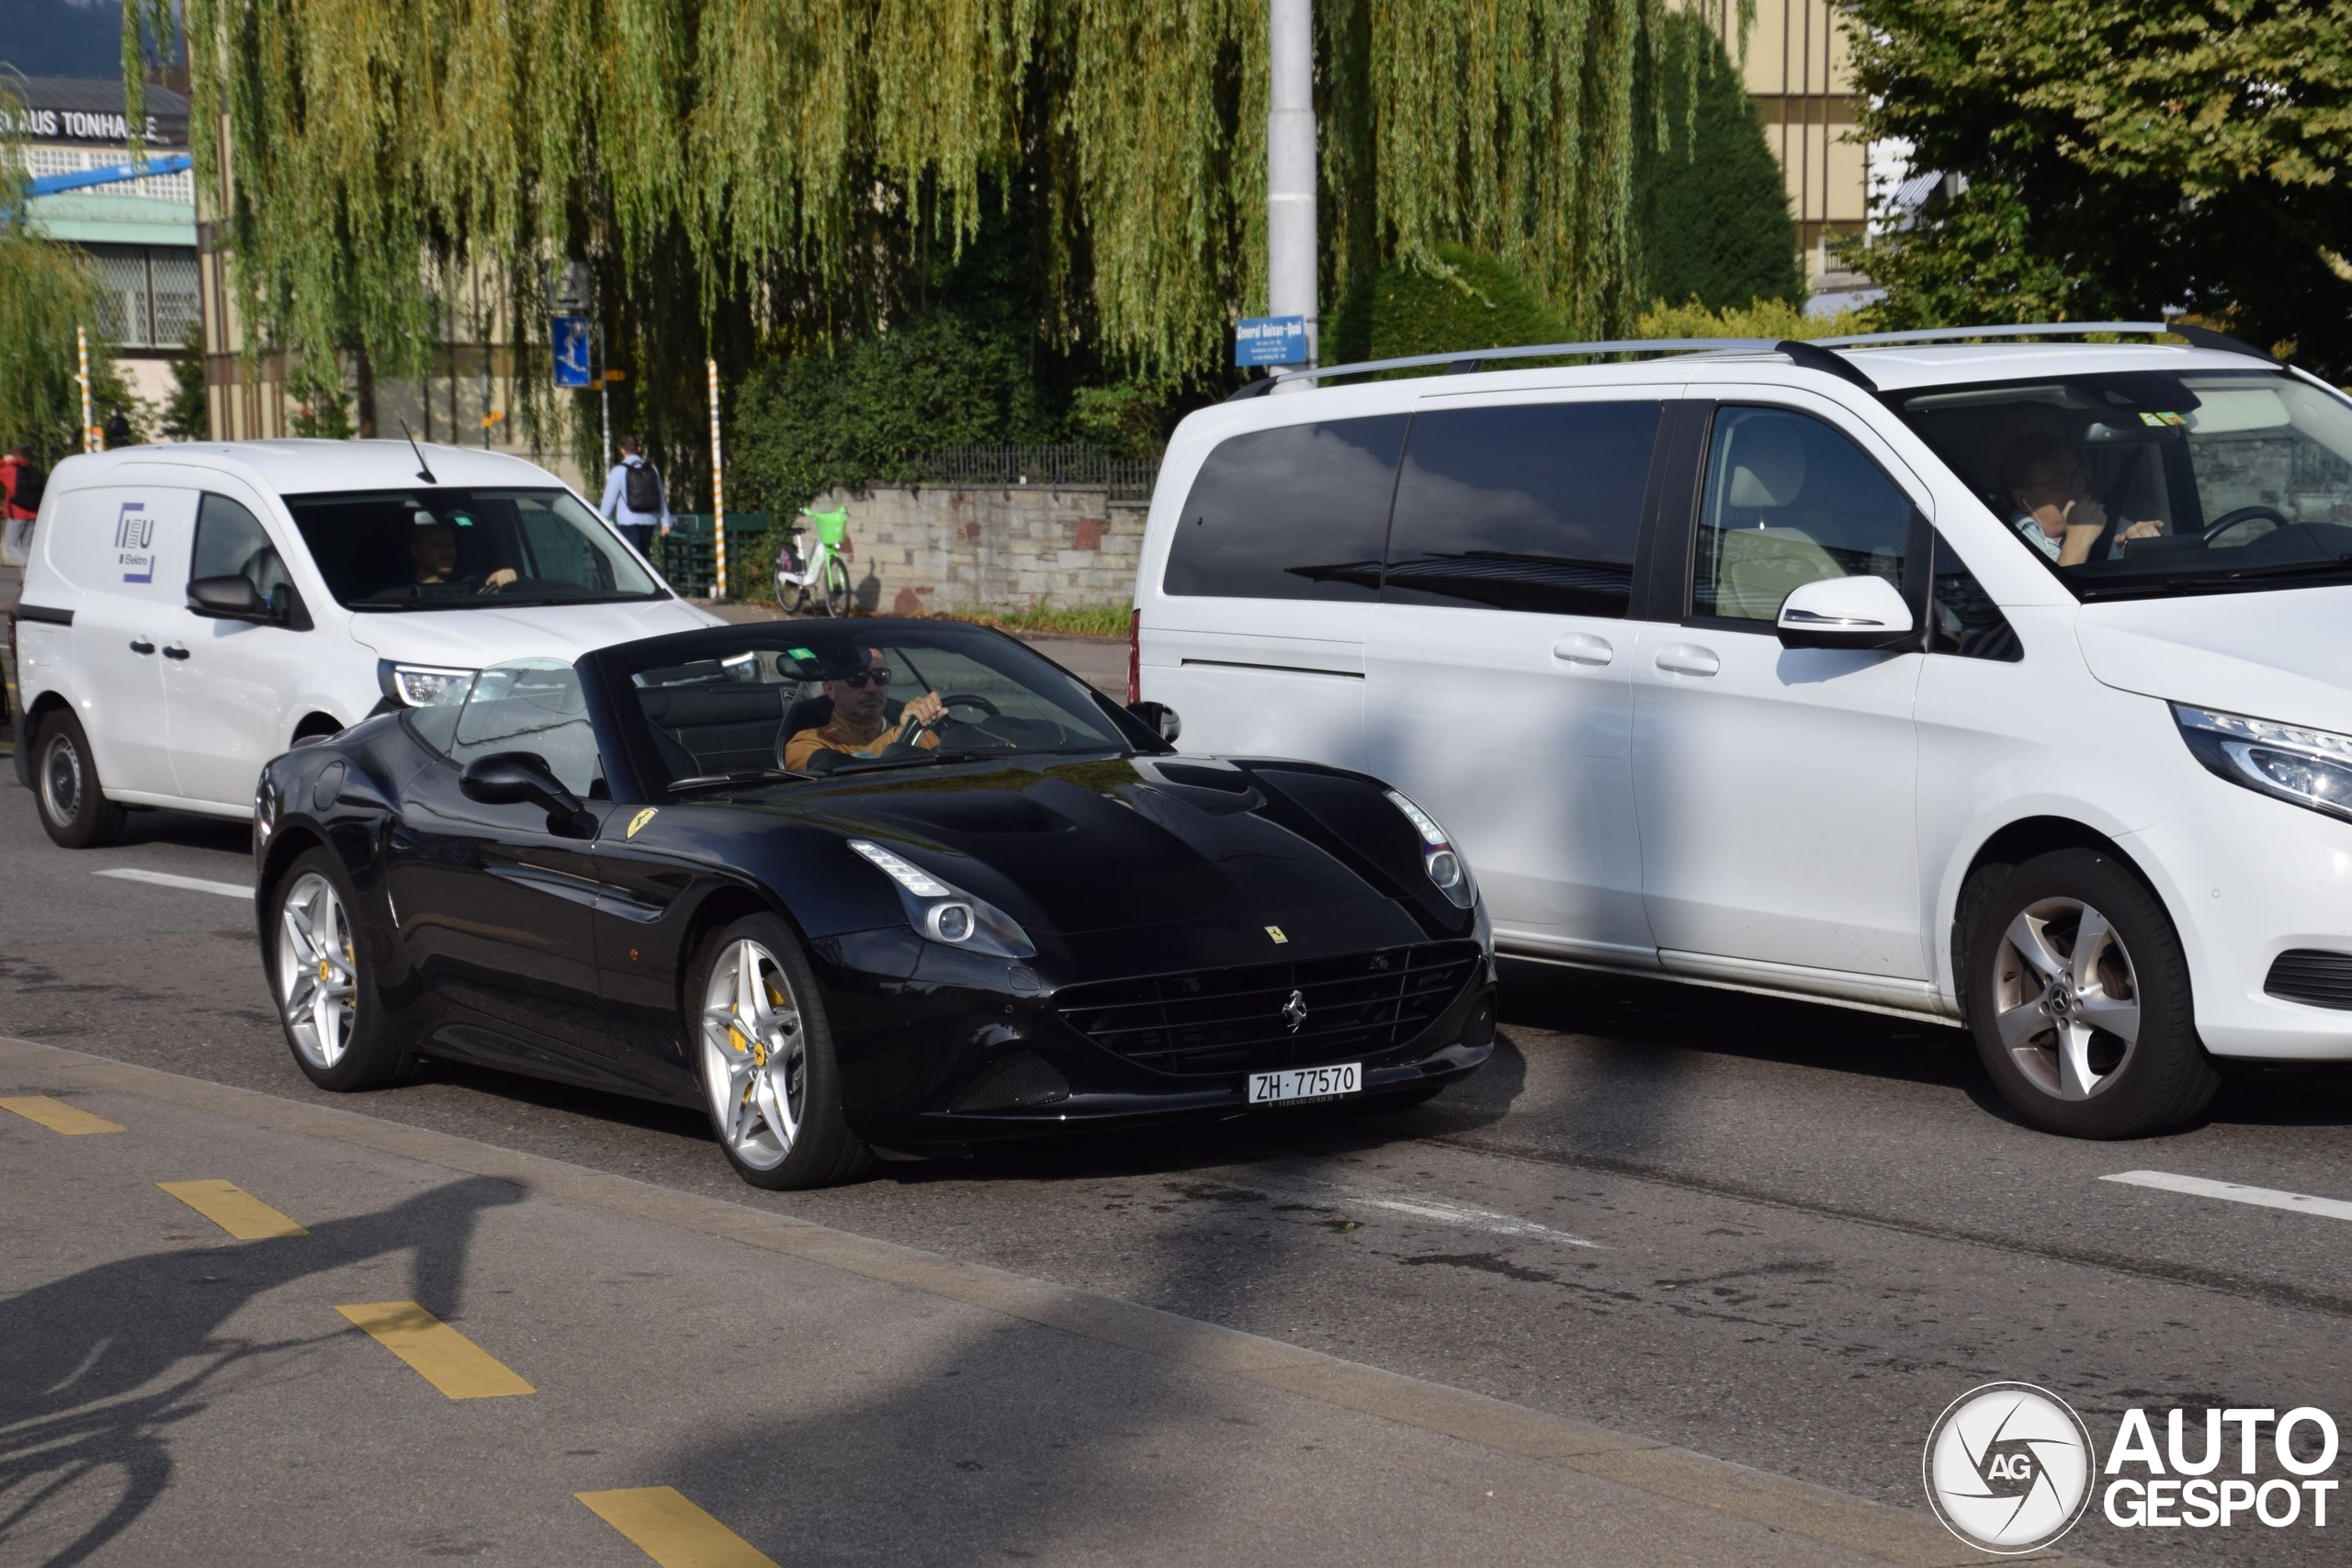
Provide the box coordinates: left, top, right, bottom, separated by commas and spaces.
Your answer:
1890, 369, 2352, 601
280, 487, 665, 610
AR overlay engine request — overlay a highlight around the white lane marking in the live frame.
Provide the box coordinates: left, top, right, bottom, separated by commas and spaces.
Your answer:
93, 869, 254, 900
2102, 1169, 2352, 1224
1348, 1192, 1601, 1248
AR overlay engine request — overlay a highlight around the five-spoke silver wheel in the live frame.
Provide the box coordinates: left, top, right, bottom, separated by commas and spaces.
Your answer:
278, 872, 359, 1069
1991, 896, 2141, 1101
700, 939, 807, 1171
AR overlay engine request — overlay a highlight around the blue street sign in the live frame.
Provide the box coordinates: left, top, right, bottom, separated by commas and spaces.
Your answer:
551, 315, 593, 388
1234, 314, 1309, 367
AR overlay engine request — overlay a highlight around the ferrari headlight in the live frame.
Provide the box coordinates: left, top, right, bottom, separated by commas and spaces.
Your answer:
377, 659, 477, 708
851, 840, 1036, 958
2173, 704, 2352, 825
1385, 789, 1476, 909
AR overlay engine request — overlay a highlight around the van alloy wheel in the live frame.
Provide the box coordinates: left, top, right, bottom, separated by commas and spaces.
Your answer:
700, 939, 808, 1170
278, 871, 359, 1068
1991, 897, 2140, 1101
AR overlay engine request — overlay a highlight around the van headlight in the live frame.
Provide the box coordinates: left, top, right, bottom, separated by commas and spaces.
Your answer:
850, 840, 1037, 958
2173, 704, 2352, 824
1385, 789, 1476, 908
377, 659, 476, 707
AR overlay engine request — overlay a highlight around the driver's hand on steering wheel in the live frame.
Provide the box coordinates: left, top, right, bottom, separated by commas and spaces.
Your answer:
900, 691, 948, 731
2119, 519, 2164, 543
484, 568, 519, 590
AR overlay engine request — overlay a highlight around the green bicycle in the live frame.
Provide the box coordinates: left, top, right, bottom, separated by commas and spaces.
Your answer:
774, 504, 854, 616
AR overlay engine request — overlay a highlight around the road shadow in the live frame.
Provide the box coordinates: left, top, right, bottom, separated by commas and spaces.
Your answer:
0, 1177, 523, 1566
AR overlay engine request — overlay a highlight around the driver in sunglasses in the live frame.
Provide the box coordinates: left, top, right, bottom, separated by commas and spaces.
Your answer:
781, 646, 947, 770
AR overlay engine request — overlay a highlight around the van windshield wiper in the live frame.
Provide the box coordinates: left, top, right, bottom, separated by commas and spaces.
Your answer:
666, 767, 812, 792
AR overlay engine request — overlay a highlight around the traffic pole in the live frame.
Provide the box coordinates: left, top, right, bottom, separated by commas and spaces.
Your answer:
597, 321, 610, 473
76, 324, 98, 450
1267, 0, 1318, 383
707, 356, 726, 600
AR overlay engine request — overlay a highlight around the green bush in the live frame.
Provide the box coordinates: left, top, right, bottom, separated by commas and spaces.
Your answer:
1634, 14, 1804, 313
1351, 244, 1566, 363
1634, 298, 1871, 343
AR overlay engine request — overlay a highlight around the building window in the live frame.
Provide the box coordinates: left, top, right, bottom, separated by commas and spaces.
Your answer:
88, 244, 198, 350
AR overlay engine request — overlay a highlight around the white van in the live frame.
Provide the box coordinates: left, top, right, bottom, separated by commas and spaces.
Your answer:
1133, 325, 2352, 1137
8, 440, 719, 845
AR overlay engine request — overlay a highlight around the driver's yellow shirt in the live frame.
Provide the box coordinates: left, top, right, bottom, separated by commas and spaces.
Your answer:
783, 718, 940, 771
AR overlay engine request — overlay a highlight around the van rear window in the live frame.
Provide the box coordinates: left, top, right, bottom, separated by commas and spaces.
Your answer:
1385, 401, 1660, 617
1161, 416, 1407, 601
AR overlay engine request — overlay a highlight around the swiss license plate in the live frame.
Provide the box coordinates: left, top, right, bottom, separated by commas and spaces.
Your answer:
1249, 1062, 1363, 1105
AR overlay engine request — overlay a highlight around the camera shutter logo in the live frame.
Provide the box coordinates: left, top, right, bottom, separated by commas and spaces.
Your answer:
115, 502, 155, 584
1923, 1382, 2095, 1553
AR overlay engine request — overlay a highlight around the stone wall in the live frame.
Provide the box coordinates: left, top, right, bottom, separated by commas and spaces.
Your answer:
805, 484, 1148, 616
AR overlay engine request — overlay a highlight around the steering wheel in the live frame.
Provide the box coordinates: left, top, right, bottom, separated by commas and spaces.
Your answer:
938, 693, 1001, 722
2203, 505, 2292, 547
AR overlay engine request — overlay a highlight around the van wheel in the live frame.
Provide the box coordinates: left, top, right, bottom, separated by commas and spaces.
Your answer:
1962, 850, 2218, 1138
32, 711, 128, 849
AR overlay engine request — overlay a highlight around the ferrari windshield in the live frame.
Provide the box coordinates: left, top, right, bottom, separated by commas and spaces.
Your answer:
1891, 369, 2352, 600
612, 624, 1139, 792
282, 487, 664, 609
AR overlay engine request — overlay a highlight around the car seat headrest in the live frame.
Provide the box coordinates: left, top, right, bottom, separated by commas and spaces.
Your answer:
1727, 428, 1807, 509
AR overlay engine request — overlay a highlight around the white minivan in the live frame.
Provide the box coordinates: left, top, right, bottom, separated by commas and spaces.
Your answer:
1134, 326, 2352, 1137
9, 440, 719, 845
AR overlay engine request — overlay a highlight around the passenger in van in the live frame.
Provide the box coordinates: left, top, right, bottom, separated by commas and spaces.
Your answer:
781, 647, 946, 770
406, 516, 518, 594
2000, 431, 2164, 565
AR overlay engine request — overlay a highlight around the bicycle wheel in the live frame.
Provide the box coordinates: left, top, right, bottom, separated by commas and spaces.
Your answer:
819, 553, 852, 617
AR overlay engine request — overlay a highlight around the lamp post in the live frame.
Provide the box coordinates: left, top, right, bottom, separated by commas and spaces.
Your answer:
1267, 0, 1317, 378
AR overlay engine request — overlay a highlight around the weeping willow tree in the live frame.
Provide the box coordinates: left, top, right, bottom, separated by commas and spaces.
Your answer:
0, 80, 131, 462
130, 0, 1689, 466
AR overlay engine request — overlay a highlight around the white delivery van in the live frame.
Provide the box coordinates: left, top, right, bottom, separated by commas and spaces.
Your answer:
1132, 325, 2352, 1138
9, 439, 718, 845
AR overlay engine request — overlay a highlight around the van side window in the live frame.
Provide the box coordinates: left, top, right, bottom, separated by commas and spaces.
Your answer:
1162, 415, 1408, 600
1692, 407, 1914, 622
1929, 534, 2023, 661
1385, 401, 1659, 617
193, 493, 293, 598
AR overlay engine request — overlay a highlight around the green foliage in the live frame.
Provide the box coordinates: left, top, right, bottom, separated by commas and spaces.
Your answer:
154, 0, 1675, 457
0, 93, 117, 463
1634, 298, 1871, 342
1344, 244, 1566, 363
1634, 12, 1802, 312
1849, 0, 2352, 376
285, 356, 354, 440
931, 604, 1131, 638
730, 316, 1055, 517
161, 326, 209, 440
1066, 386, 1169, 459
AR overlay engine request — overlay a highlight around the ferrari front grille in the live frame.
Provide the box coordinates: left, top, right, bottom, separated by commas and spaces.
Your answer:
1054, 941, 1483, 1077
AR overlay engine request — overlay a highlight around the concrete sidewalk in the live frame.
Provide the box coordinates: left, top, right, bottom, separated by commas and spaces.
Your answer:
0, 1036, 2065, 1566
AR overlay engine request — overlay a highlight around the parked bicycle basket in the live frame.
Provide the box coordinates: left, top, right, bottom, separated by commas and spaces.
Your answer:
802, 506, 849, 549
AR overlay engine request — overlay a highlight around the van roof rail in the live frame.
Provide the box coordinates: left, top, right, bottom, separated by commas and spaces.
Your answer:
1224, 317, 2276, 400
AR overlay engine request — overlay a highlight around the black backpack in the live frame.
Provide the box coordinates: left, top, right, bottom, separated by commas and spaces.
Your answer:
11, 459, 45, 513
623, 458, 662, 514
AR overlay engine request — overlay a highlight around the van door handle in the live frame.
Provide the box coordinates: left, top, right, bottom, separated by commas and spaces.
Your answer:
1550, 633, 1613, 667
1655, 643, 1720, 677
129, 638, 155, 655
161, 645, 190, 660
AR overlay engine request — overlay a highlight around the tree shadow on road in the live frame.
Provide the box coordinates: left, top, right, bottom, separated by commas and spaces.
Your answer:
0, 1177, 523, 1566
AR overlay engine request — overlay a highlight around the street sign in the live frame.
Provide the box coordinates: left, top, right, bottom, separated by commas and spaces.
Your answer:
1234, 314, 1308, 367
551, 315, 593, 388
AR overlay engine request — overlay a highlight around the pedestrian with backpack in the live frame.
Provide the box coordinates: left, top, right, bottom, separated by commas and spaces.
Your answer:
598, 434, 670, 563
2, 446, 45, 568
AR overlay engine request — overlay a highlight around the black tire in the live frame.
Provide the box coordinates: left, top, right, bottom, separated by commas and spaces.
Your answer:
1961, 849, 2218, 1138
819, 555, 852, 618
685, 913, 872, 1189
31, 709, 128, 849
264, 846, 416, 1090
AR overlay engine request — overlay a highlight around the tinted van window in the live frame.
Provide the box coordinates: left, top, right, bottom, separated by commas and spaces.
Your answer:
1162, 415, 1407, 600
1385, 401, 1660, 616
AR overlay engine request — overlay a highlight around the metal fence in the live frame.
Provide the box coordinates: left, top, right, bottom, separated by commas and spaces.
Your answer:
911, 444, 1159, 499
656, 513, 769, 600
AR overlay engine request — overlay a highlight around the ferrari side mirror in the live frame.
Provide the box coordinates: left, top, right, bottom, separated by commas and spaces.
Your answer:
1127, 700, 1182, 743
460, 750, 589, 834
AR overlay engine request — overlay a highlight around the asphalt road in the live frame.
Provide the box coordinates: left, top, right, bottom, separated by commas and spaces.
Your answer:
4, 768, 2352, 1563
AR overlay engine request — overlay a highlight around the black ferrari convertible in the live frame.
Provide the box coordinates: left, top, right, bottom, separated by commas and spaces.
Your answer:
253, 619, 1495, 1187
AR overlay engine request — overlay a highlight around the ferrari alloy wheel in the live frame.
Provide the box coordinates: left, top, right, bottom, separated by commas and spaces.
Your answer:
268, 847, 413, 1090
279, 871, 360, 1070
687, 915, 871, 1189
1962, 849, 2218, 1139
32, 711, 127, 849
699, 939, 807, 1171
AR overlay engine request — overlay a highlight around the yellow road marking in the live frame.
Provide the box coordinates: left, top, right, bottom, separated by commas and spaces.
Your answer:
0, 1096, 125, 1134
334, 1302, 536, 1399
576, 1489, 779, 1568
157, 1179, 308, 1240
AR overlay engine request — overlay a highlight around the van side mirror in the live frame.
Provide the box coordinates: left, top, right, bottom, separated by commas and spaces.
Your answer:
1776, 576, 1917, 651
1127, 700, 1182, 743
188, 574, 272, 623
460, 750, 592, 836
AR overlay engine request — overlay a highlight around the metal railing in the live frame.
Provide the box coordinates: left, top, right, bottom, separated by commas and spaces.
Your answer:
656, 513, 769, 600
911, 445, 1159, 499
